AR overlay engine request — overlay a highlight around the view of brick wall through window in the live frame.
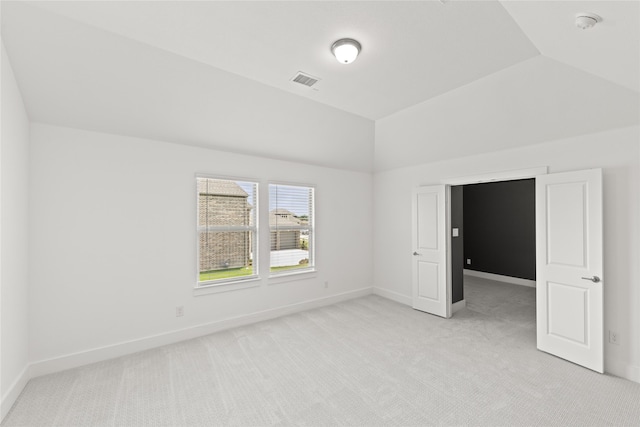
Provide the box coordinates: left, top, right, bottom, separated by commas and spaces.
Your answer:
197, 179, 313, 282
198, 179, 254, 274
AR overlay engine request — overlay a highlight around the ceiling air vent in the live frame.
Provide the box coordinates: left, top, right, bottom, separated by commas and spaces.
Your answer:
291, 71, 320, 88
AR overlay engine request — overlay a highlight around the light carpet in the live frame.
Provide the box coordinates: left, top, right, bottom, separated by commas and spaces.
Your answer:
3, 278, 640, 426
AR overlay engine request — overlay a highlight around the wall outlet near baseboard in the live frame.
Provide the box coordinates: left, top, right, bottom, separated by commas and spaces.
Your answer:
176, 306, 184, 317
466, 259, 471, 265
609, 330, 620, 345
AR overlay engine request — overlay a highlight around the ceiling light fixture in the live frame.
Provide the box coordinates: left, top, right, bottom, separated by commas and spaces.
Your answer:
575, 13, 602, 30
331, 38, 361, 64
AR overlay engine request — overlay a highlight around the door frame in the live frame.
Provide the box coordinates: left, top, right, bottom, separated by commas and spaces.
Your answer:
442, 166, 548, 308
443, 166, 548, 186
411, 166, 549, 318
441, 166, 605, 374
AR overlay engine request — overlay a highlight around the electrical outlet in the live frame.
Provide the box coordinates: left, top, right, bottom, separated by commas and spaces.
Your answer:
466, 259, 471, 265
324, 281, 329, 288
176, 306, 184, 317
609, 330, 620, 345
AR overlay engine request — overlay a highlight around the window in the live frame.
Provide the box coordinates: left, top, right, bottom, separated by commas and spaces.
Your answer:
269, 183, 315, 275
197, 177, 258, 285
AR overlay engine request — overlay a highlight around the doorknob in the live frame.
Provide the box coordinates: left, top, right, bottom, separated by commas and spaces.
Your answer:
581, 276, 601, 283
413, 251, 421, 256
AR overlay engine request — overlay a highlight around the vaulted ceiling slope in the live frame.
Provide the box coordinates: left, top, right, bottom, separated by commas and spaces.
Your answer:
1, 1, 375, 173
11, 0, 542, 120
1, 1, 638, 173
375, 55, 640, 171
502, 1, 639, 93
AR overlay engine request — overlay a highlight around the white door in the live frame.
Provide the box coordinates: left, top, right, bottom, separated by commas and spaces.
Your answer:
536, 169, 603, 373
412, 185, 451, 318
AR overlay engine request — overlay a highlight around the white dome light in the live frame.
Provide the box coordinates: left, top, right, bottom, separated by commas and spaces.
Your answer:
331, 38, 361, 64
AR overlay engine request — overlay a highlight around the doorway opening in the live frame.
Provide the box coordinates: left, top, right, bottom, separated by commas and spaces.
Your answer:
451, 179, 536, 330
412, 167, 604, 372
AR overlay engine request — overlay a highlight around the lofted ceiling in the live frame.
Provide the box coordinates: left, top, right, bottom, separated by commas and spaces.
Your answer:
5, 0, 541, 120
1, 1, 638, 172
501, 1, 639, 93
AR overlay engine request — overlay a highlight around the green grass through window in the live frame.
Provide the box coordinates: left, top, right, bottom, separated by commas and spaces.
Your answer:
270, 265, 310, 273
200, 264, 312, 282
199, 267, 253, 282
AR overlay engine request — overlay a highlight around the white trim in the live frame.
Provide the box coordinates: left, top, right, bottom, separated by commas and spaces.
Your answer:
442, 166, 548, 186
267, 179, 317, 190
1, 365, 31, 421
268, 270, 317, 285
605, 357, 640, 383
373, 287, 412, 306
464, 269, 536, 288
452, 299, 466, 314
195, 172, 262, 184
28, 287, 372, 379
193, 277, 261, 296
198, 225, 256, 232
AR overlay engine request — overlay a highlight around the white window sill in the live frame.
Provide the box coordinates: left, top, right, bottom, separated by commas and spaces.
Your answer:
193, 277, 261, 296
268, 269, 317, 285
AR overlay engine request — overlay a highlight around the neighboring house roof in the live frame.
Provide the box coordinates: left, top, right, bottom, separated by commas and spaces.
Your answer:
198, 179, 248, 197
272, 208, 295, 216
269, 209, 302, 227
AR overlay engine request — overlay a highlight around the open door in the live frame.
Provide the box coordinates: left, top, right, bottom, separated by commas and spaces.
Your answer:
412, 185, 451, 318
536, 169, 603, 373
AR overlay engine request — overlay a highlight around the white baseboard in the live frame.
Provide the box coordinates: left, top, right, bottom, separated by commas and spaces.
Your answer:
373, 287, 412, 306
29, 287, 373, 379
452, 299, 466, 314
605, 357, 640, 384
464, 269, 536, 288
1, 365, 31, 422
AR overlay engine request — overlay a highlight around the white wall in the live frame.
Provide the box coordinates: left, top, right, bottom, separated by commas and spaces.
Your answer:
0, 44, 30, 418
373, 125, 640, 382
28, 123, 373, 372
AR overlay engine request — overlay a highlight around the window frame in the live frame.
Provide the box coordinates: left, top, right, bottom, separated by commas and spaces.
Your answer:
268, 181, 316, 278
195, 174, 260, 290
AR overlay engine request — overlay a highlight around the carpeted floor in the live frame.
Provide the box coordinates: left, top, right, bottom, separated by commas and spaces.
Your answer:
3, 277, 640, 426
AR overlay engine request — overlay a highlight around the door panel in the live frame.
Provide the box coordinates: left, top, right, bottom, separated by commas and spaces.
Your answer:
412, 185, 451, 318
417, 192, 439, 250
536, 169, 603, 373
546, 182, 586, 267
418, 261, 440, 300
547, 282, 587, 344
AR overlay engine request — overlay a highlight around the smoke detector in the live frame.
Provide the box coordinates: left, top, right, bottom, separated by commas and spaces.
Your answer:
575, 13, 602, 30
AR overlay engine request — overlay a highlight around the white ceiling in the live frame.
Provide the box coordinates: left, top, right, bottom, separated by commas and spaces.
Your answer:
11, 0, 541, 120
1, 1, 375, 172
1, 1, 638, 172
375, 55, 640, 171
502, 1, 639, 93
